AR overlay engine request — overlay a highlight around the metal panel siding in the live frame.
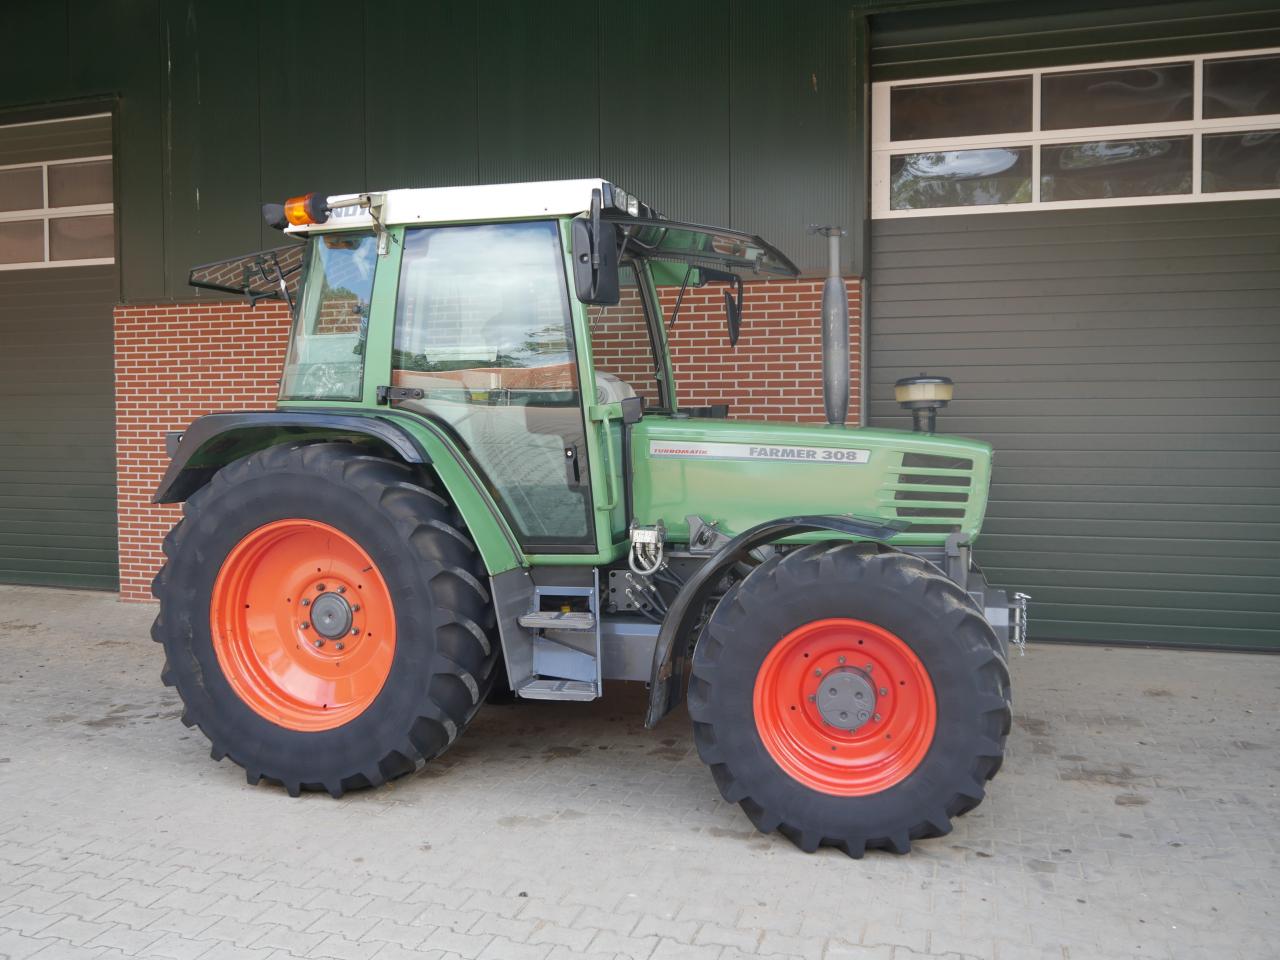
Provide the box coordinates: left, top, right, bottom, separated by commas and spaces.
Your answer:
70, 1, 165, 303
867, 201, 1280, 649
162, 1, 266, 300
0, 115, 111, 166
475, 0, 599, 185
256, 0, 368, 251
599, 2, 730, 227
364, 1, 480, 190
0, 266, 119, 590
729, 2, 860, 274
871, 0, 1280, 80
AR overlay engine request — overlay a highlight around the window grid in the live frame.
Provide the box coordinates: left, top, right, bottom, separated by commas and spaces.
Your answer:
871, 47, 1280, 218
0, 153, 114, 269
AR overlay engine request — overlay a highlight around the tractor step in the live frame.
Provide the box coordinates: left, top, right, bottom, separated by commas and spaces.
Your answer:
516, 678, 598, 701
517, 610, 597, 631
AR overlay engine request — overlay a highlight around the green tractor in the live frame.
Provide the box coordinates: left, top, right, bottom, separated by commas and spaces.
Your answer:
154, 180, 1024, 857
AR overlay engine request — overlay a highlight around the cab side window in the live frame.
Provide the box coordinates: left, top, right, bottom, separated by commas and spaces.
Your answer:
390, 221, 594, 547
279, 232, 377, 400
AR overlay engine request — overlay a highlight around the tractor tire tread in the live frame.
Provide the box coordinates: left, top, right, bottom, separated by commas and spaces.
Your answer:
688, 543, 1011, 858
150, 441, 498, 799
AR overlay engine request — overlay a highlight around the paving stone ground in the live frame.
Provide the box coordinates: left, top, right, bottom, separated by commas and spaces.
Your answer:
0, 584, 1276, 960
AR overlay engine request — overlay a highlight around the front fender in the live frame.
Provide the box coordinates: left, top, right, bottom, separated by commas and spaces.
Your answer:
153, 410, 523, 576
644, 514, 909, 728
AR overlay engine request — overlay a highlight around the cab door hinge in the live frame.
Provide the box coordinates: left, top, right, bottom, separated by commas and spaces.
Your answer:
375, 385, 424, 405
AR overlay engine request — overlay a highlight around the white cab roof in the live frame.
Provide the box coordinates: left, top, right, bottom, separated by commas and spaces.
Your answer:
286, 178, 644, 233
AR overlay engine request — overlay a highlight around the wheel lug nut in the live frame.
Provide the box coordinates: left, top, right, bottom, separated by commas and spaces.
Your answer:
807, 694, 816, 703
316, 583, 326, 591
337, 585, 346, 594
313, 638, 324, 648
813, 669, 822, 677
864, 664, 873, 672
300, 622, 310, 630
873, 713, 881, 722
837, 656, 846, 665
301, 598, 310, 607
351, 604, 360, 612
351, 627, 360, 636
880, 688, 888, 696
335, 641, 345, 651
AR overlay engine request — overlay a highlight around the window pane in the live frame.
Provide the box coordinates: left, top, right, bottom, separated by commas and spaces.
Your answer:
890, 147, 1031, 210
0, 166, 42, 212
0, 219, 43, 264
1204, 54, 1280, 120
1040, 137, 1192, 201
588, 266, 661, 409
49, 214, 113, 260
1042, 63, 1193, 130
1203, 129, 1280, 193
280, 232, 377, 400
391, 221, 593, 546
890, 77, 1032, 141
47, 159, 112, 207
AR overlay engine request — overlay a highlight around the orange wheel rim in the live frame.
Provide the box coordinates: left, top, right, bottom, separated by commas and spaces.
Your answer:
210, 519, 396, 732
753, 618, 935, 796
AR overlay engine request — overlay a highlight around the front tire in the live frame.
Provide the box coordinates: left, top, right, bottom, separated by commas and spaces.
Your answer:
151, 443, 498, 797
688, 543, 1010, 856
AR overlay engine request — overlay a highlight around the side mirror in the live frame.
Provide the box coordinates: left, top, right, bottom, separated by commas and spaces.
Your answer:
571, 189, 620, 304
725, 291, 742, 347
700, 266, 745, 348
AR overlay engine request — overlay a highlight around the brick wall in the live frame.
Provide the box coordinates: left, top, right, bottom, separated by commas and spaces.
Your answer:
114, 302, 292, 601
112, 277, 860, 601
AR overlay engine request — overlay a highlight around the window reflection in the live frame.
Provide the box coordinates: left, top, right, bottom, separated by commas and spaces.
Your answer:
890, 148, 1031, 210
1042, 64, 1192, 130
1203, 129, 1280, 193
1041, 138, 1191, 201
890, 77, 1032, 141
1204, 54, 1280, 119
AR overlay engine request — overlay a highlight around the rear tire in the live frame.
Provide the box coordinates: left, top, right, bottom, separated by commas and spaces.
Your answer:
151, 443, 499, 797
688, 543, 1010, 857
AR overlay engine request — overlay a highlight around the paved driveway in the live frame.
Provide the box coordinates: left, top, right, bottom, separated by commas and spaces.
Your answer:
0, 585, 1275, 960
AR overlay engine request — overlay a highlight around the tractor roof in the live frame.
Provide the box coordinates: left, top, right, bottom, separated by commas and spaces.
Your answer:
285, 179, 658, 234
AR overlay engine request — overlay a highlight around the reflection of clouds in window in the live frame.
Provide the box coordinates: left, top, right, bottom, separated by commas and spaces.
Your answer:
1056, 139, 1172, 170
394, 221, 574, 370
1041, 138, 1191, 201
1203, 129, 1280, 193
890, 148, 1031, 210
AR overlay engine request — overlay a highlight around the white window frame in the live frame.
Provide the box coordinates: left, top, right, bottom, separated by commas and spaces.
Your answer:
0, 113, 114, 270
871, 46, 1280, 218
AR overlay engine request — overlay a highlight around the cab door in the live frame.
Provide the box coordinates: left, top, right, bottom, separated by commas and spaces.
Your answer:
387, 220, 596, 552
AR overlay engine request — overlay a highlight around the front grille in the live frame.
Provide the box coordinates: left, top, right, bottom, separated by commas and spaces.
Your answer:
885, 451, 975, 535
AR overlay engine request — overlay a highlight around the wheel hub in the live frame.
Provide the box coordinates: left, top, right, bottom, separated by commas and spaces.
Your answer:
209, 519, 396, 732
310, 591, 353, 640
816, 668, 876, 731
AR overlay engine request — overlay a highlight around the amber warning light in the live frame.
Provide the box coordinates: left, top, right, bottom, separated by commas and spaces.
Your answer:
263, 193, 330, 230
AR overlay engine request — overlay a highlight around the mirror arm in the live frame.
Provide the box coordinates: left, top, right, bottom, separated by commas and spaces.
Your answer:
667, 265, 694, 330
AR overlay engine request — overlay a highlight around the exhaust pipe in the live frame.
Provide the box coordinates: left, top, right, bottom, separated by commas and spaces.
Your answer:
812, 225, 849, 427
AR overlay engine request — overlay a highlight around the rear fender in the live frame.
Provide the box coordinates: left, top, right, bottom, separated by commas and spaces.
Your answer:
154, 411, 523, 575
644, 514, 909, 727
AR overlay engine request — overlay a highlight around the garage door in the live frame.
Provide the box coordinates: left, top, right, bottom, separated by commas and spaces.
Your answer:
0, 114, 118, 589
867, 201, 1280, 649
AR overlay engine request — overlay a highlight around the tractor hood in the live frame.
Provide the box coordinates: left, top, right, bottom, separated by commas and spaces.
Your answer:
629, 417, 992, 548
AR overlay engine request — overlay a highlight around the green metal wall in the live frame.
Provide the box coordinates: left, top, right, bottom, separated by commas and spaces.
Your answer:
867, 204, 1280, 650
0, 265, 120, 590
867, 2, 1280, 650
1, 0, 866, 302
